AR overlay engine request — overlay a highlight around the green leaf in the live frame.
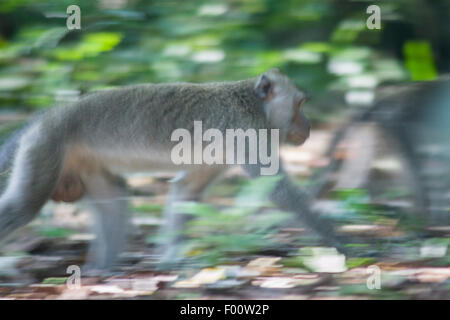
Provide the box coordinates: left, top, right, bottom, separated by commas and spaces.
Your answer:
42, 277, 68, 285
132, 203, 163, 213
403, 41, 437, 81
346, 257, 376, 269
38, 227, 73, 238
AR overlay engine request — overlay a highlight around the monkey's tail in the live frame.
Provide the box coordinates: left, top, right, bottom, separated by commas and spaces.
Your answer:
0, 111, 48, 192
0, 118, 65, 241
0, 123, 29, 187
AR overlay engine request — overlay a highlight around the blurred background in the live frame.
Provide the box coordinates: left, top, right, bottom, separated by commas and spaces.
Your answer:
0, 0, 448, 112
0, 0, 449, 299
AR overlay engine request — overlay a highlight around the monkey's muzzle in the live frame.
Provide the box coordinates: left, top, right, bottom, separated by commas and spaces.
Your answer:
286, 96, 311, 146
286, 123, 310, 146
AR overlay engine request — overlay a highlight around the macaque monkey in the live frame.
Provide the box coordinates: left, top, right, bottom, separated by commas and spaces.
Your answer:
0, 68, 343, 271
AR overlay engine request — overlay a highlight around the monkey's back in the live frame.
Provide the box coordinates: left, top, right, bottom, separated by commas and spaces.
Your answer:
28, 78, 269, 174
55, 79, 266, 145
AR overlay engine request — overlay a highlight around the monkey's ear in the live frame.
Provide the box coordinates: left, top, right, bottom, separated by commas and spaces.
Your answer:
255, 74, 273, 100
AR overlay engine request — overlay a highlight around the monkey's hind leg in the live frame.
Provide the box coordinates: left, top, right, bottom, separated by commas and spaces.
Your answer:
82, 173, 130, 273
0, 124, 64, 241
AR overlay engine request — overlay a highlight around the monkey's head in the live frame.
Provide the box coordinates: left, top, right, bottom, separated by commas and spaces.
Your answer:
254, 68, 311, 146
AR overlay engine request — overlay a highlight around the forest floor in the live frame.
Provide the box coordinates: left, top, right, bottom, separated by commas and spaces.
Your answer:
0, 118, 449, 300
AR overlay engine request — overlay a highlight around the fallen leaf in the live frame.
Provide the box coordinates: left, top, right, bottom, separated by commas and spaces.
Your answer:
302, 248, 347, 273
414, 268, 450, 283
173, 267, 226, 288
244, 257, 282, 276
420, 244, 447, 258
90, 285, 124, 294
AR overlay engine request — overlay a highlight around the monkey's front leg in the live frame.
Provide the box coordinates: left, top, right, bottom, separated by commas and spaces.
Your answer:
157, 167, 225, 268
242, 162, 347, 253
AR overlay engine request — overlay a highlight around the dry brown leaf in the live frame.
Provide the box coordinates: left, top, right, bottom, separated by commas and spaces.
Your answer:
173, 267, 226, 288
244, 257, 282, 276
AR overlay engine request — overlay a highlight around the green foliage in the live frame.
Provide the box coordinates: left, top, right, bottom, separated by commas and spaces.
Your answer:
331, 188, 426, 233
345, 257, 375, 269
281, 256, 308, 269
38, 226, 74, 238
41, 277, 68, 285
2, 0, 446, 114
168, 176, 291, 265
403, 41, 437, 81
50, 32, 123, 61
331, 188, 375, 222
132, 203, 163, 213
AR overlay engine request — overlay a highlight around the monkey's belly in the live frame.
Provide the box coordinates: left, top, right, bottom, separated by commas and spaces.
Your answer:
90, 146, 190, 174
51, 145, 186, 203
